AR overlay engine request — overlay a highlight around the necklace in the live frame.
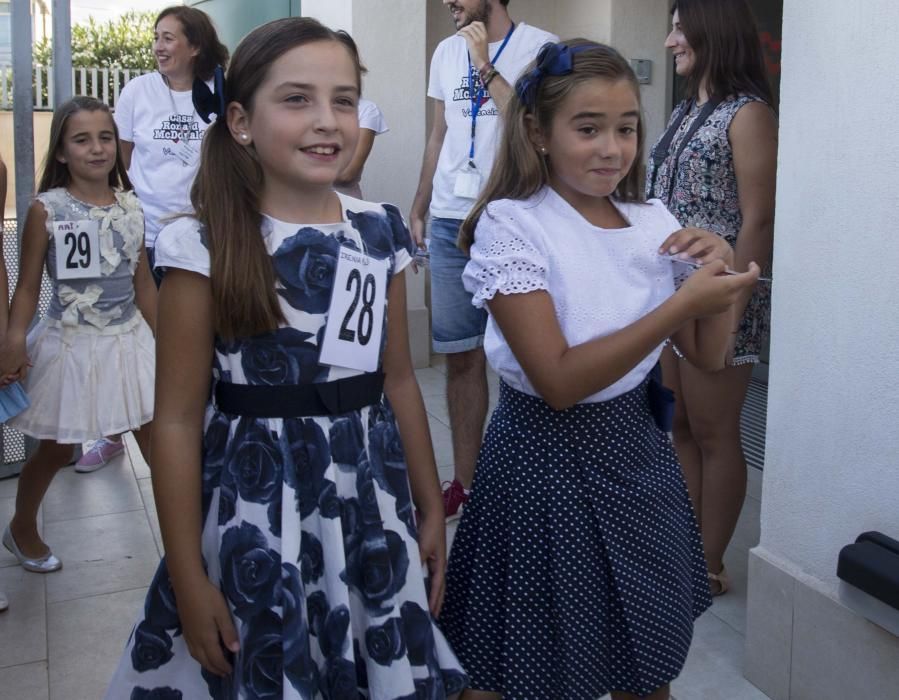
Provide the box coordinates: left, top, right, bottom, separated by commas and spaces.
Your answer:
162, 74, 197, 143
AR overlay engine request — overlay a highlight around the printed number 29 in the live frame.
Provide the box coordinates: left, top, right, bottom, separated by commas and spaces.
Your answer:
64, 231, 91, 269
339, 269, 376, 345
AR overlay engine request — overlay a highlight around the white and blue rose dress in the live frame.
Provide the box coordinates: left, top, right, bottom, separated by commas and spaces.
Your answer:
106, 194, 467, 699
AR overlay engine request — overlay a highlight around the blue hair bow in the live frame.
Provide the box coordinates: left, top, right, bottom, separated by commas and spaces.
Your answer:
193, 65, 227, 124
515, 42, 594, 108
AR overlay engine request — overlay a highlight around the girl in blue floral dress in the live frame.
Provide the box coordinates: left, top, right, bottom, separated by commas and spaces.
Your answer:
106, 18, 466, 700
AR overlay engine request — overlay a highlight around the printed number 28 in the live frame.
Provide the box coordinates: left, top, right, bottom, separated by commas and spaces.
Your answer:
339, 269, 376, 345
64, 231, 91, 269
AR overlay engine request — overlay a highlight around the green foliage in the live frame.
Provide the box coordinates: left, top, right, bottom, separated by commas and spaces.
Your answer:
33, 10, 156, 69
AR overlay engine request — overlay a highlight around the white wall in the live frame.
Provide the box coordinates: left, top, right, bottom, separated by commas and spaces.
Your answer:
608, 0, 672, 148
760, 0, 899, 586
298, 0, 353, 34
745, 8, 899, 695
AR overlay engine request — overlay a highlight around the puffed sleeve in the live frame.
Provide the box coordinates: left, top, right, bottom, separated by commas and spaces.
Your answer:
154, 216, 210, 277
382, 203, 414, 275
358, 99, 389, 134
463, 200, 549, 309
426, 42, 446, 101
114, 78, 136, 142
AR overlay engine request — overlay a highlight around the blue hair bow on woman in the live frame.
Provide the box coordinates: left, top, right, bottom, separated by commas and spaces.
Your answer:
193, 64, 227, 124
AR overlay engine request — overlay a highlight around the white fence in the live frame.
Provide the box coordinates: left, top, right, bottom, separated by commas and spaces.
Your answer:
0, 64, 152, 110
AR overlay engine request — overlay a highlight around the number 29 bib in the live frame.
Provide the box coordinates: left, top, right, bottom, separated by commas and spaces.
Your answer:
53, 220, 101, 280
319, 247, 390, 372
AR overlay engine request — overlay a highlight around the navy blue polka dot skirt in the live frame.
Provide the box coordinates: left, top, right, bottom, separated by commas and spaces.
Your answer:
440, 378, 712, 698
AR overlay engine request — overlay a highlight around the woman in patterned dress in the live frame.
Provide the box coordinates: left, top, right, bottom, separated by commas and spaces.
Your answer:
106, 18, 466, 699
646, 0, 777, 595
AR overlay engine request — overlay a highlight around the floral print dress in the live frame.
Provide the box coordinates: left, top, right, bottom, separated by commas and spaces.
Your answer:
106, 195, 467, 699
646, 95, 774, 364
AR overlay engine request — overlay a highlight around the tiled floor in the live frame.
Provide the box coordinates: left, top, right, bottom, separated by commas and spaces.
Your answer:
0, 359, 770, 699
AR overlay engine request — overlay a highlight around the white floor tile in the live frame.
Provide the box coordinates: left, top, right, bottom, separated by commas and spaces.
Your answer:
0, 565, 47, 668
41, 459, 143, 524
427, 414, 455, 469
47, 586, 146, 700
426, 400, 451, 428
123, 431, 150, 480
0, 661, 49, 700
414, 367, 448, 398
0, 495, 18, 569
673, 612, 769, 699
0, 475, 18, 500
708, 543, 751, 635
42, 510, 160, 604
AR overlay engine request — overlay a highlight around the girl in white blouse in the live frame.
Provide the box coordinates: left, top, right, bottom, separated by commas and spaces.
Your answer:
439, 41, 760, 700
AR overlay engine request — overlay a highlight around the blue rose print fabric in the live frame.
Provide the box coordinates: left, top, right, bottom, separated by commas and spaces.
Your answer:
106, 195, 468, 699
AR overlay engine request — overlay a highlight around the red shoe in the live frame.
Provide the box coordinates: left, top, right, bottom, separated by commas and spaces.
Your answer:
442, 479, 469, 522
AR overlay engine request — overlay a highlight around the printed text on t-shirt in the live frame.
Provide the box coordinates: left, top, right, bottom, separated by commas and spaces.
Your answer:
153, 114, 201, 141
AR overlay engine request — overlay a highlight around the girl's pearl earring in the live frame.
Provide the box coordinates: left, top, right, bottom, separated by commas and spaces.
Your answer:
240, 134, 248, 141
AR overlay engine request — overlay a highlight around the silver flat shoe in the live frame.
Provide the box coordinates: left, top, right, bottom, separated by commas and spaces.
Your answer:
3, 525, 62, 573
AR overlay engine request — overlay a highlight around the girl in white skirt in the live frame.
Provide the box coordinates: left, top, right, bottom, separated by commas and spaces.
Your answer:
0, 96, 156, 574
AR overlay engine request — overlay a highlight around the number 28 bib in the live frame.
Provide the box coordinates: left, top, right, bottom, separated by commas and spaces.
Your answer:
53, 220, 101, 280
319, 247, 390, 372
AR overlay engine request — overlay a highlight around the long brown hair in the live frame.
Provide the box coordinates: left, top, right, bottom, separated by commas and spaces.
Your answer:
38, 96, 131, 194
672, 0, 773, 103
459, 40, 645, 253
155, 6, 229, 81
191, 18, 363, 340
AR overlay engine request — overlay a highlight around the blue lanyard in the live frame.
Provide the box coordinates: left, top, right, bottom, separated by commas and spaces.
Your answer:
467, 23, 515, 162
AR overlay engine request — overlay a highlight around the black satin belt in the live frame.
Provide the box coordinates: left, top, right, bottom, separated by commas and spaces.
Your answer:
214, 372, 385, 418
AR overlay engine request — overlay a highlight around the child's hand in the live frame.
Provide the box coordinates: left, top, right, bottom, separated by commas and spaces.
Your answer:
677, 260, 761, 319
175, 578, 240, 677
417, 510, 447, 617
0, 371, 21, 386
0, 338, 28, 379
660, 227, 734, 267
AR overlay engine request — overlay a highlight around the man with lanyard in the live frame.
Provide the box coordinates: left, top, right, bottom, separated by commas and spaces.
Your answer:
410, 0, 556, 520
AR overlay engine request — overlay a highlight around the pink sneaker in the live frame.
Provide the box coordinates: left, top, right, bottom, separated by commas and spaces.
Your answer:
442, 479, 470, 522
75, 437, 125, 473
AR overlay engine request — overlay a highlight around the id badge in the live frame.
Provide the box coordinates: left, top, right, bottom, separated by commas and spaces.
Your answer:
53, 220, 101, 280
453, 163, 482, 199
319, 247, 390, 372
171, 137, 200, 167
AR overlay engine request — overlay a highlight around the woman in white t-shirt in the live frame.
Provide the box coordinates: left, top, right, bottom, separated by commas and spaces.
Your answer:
334, 98, 389, 198
114, 5, 228, 284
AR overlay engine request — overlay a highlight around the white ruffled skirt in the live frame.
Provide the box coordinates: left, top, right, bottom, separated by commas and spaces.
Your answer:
9, 313, 154, 443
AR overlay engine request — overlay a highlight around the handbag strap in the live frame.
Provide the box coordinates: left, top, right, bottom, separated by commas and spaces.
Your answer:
648, 96, 723, 203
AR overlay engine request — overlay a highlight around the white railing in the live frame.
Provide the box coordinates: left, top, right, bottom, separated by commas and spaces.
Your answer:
0, 64, 153, 110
